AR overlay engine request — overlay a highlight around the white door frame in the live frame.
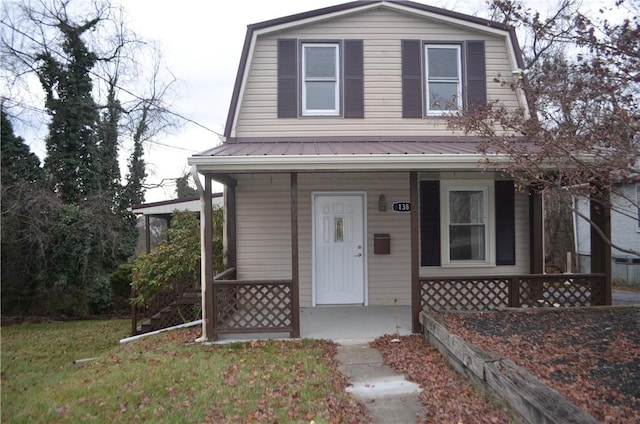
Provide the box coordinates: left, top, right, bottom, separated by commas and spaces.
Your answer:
311, 192, 368, 306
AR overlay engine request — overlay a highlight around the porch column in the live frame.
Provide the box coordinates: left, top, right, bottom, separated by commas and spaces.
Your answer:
202, 175, 215, 340
225, 184, 237, 268
290, 173, 300, 338
529, 186, 544, 274
410, 171, 420, 333
144, 215, 151, 254
590, 182, 612, 305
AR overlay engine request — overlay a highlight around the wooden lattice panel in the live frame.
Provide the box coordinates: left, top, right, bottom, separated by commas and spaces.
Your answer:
419, 274, 607, 313
519, 276, 603, 307
214, 281, 293, 332
420, 278, 510, 311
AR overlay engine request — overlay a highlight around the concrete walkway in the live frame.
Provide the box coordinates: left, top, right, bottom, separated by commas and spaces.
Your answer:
335, 341, 425, 423
613, 289, 640, 306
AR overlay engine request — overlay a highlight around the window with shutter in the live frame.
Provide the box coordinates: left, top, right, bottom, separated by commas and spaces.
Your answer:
420, 180, 515, 267
402, 40, 486, 118
277, 39, 364, 118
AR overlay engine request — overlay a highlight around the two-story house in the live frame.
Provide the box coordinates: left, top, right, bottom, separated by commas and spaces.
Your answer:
188, 0, 612, 341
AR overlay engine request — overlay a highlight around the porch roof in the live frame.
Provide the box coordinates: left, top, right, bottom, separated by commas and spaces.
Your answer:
188, 137, 537, 173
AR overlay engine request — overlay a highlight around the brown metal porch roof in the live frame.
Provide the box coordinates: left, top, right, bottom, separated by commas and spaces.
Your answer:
194, 137, 531, 158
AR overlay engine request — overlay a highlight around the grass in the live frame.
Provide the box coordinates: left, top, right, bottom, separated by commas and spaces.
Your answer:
1, 320, 365, 423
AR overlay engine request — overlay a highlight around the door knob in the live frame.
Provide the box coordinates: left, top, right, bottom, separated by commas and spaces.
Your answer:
354, 253, 362, 257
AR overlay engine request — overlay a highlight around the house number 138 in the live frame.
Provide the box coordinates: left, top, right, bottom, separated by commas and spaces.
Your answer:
392, 202, 411, 212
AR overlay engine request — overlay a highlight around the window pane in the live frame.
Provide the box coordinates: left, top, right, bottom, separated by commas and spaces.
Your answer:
335, 217, 344, 242
306, 81, 336, 109
428, 82, 459, 110
305, 46, 336, 78
428, 48, 459, 78
450, 191, 484, 223
449, 225, 486, 260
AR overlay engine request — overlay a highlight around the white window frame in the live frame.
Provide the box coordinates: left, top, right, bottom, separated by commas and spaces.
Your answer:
440, 180, 495, 266
301, 43, 340, 116
425, 44, 462, 116
636, 185, 640, 231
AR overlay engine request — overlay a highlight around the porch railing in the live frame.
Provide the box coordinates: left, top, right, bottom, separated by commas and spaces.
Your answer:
209, 268, 294, 337
420, 273, 607, 312
131, 282, 201, 336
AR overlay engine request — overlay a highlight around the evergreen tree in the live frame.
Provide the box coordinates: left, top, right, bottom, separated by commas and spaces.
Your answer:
175, 172, 198, 199
1, 109, 43, 185
37, 19, 101, 203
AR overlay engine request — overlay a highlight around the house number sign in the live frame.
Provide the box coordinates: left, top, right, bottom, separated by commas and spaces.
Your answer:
392, 202, 411, 212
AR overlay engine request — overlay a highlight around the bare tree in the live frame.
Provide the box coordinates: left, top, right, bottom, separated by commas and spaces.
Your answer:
451, 0, 639, 258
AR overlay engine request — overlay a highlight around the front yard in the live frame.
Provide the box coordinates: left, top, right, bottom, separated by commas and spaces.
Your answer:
3, 308, 636, 423
1, 320, 367, 423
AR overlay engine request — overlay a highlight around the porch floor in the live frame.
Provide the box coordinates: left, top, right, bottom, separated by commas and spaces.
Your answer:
215, 305, 412, 343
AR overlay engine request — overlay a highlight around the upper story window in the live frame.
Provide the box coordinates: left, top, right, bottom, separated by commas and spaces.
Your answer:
425, 44, 462, 115
278, 39, 363, 119
402, 39, 486, 118
302, 43, 340, 116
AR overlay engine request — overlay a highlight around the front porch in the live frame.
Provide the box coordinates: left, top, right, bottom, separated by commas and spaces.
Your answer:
214, 305, 413, 343
194, 171, 612, 342
205, 268, 608, 341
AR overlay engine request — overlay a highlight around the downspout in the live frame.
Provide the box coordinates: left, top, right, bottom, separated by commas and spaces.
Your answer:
191, 165, 208, 342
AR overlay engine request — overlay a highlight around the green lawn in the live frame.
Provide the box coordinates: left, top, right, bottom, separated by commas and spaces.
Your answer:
1, 320, 366, 423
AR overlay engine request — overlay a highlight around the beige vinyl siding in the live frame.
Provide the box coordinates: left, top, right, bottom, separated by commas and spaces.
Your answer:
235, 8, 521, 137
234, 171, 530, 307
235, 174, 292, 280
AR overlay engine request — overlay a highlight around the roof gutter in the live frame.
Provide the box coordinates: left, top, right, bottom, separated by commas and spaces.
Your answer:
187, 153, 515, 173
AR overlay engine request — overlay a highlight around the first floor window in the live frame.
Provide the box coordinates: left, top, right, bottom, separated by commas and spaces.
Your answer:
302, 43, 340, 116
445, 185, 489, 263
425, 44, 462, 115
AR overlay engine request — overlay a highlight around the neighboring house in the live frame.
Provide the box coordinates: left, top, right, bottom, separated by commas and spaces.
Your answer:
574, 179, 640, 286
131, 194, 223, 254
187, 0, 613, 341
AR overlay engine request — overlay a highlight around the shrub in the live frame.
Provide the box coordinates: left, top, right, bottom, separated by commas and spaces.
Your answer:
131, 208, 223, 307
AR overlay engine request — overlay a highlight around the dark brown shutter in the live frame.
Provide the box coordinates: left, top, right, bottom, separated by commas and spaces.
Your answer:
495, 180, 516, 265
466, 40, 486, 107
402, 39, 422, 118
277, 39, 297, 118
344, 40, 364, 118
420, 181, 440, 266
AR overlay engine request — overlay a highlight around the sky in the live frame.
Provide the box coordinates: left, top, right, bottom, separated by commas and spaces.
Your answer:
10, 0, 619, 202
118, 0, 352, 201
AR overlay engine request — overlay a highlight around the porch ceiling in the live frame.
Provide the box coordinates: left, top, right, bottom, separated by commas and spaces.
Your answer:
188, 138, 538, 173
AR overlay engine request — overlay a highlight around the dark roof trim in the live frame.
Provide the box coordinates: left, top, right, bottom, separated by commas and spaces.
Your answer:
223, 0, 525, 138
131, 193, 222, 211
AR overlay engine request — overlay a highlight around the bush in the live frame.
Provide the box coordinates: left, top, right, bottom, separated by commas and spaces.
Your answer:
110, 264, 134, 314
131, 208, 224, 307
87, 274, 113, 315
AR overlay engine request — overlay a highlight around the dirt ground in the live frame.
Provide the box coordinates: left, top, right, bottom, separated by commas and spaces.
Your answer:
433, 307, 640, 424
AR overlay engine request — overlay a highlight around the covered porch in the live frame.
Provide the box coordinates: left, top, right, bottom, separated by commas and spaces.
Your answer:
195, 168, 612, 342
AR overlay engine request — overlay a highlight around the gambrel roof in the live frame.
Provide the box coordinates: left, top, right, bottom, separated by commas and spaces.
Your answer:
189, 0, 531, 172
223, 0, 525, 138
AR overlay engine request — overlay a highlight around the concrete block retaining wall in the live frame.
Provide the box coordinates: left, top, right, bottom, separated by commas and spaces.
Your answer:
420, 311, 599, 424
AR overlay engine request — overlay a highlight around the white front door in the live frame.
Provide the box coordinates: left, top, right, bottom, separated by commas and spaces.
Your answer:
314, 194, 366, 305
